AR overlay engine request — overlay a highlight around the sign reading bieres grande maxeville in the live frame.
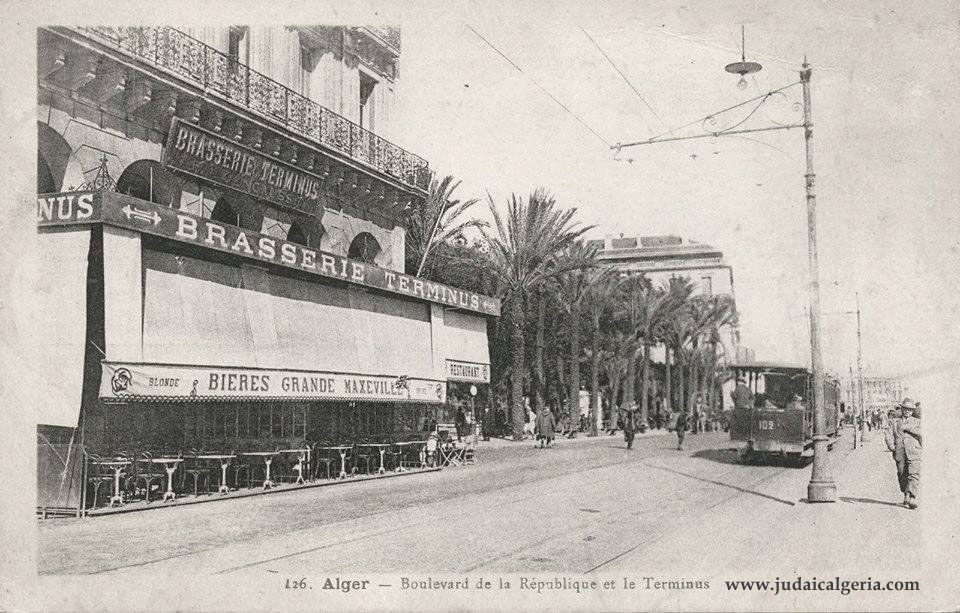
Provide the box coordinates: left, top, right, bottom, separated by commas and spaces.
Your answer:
36, 191, 501, 316
100, 362, 447, 404
162, 118, 322, 216
445, 359, 490, 383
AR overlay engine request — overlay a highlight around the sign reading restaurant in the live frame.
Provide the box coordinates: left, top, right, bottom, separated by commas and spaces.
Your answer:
161, 118, 323, 217
37, 190, 501, 316
445, 359, 490, 383
100, 362, 447, 404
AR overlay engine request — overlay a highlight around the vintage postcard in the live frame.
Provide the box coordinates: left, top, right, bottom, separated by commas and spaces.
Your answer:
2, 0, 958, 611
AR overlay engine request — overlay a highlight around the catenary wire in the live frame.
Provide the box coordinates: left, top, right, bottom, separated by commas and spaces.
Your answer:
578, 26, 663, 126
464, 23, 612, 148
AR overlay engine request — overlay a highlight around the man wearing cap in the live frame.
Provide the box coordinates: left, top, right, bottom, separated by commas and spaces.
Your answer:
884, 398, 910, 506
901, 401, 921, 509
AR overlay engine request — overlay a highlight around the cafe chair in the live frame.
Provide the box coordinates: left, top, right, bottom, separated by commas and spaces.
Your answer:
136, 452, 166, 503
182, 450, 212, 496
85, 453, 117, 509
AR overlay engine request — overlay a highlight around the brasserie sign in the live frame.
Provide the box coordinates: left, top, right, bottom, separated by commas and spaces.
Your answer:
445, 360, 490, 383
162, 118, 322, 217
101, 362, 446, 404
36, 190, 501, 316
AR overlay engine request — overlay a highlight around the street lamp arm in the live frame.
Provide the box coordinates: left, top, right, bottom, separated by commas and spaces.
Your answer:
614, 123, 803, 149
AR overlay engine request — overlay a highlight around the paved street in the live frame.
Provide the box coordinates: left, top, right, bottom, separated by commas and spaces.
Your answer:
39, 429, 919, 582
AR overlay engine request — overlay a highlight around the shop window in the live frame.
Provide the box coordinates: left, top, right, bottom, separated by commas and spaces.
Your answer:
347, 232, 382, 264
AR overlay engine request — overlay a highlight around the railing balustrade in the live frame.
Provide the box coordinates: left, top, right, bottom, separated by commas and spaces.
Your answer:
73, 26, 429, 191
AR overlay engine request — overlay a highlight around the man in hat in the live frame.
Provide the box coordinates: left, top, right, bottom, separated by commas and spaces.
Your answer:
620, 404, 638, 450
884, 398, 911, 506
675, 410, 688, 450
901, 400, 921, 509
731, 377, 753, 411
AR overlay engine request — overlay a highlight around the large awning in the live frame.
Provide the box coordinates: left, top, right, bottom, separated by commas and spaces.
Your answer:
99, 361, 447, 404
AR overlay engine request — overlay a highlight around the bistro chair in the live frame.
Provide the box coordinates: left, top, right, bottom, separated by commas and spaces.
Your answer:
136, 452, 167, 502
230, 449, 252, 489
84, 453, 117, 509
351, 442, 374, 476
181, 449, 212, 496
312, 442, 335, 480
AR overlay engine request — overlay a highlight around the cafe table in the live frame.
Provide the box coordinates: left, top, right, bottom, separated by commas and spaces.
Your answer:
93, 459, 131, 507
358, 443, 391, 475
241, 451, 281, 489
392, 441, 427, 472
144, 458, 184, 502
317, 446, 352, 480
184, 454, 236, 494
278, 448, 311, 485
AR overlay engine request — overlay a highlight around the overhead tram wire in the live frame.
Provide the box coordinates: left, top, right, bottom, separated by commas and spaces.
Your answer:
578, 26, 663, 127
615, 80, 802, 150
464, 24, 612, 148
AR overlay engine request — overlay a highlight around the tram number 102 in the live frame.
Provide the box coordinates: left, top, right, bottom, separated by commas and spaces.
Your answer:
758, 420, 776, 431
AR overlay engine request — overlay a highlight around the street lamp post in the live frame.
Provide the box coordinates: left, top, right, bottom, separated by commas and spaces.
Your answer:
610, 53, 837, 502
800, 61, 837, 502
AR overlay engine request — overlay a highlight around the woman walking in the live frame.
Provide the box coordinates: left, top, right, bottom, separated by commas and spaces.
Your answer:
535, 407, 557, 448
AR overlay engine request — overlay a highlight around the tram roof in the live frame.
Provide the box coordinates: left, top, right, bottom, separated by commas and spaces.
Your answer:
729, 361, 810, 373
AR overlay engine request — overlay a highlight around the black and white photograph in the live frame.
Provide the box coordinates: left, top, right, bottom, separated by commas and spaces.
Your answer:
2, 1, 959, 611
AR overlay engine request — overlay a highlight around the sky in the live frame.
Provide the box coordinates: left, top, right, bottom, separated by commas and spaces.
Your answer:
381, 0, 960, 403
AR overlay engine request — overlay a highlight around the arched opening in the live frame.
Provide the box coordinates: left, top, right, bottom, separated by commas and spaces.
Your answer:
287, 222, 308, 246
38, 152, 56, 193
116, 160, 181, 208
210, 198, 240, 226
347, 232, 382, 264
37, 122, 83, 192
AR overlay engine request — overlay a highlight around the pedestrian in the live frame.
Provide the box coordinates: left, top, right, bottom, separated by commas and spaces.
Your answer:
620, 405, 637, 450
901, 401, 921, 509
731, 377, 753, 411
884, 399, 909, 506
535, 406, 557, 448
455, 405, 468, 442
675, 411, 688, 450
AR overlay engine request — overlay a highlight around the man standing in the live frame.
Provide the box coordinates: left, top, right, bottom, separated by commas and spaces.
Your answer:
902, 401, 921, 509
884, 398, 909, 506
675, 411, 688, 450
621, 405, 637, 450
535, 407, 557, 449
731, 377, 753, 410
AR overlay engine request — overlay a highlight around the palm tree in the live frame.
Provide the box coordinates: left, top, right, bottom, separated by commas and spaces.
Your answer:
582, 269, 621, 435
405, 174, 485, 277
599, 331, 636, 429
637, 287, 673, 426
482, 189, 591, 440
615, 274, 670, 424
556, 240, 601, 437
661, 276, 695, 413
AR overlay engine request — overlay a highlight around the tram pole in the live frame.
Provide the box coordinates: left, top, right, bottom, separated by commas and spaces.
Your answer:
802, 60, 837, 502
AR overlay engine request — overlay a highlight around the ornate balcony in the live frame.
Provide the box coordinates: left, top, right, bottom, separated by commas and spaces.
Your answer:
70, 26, 429, 192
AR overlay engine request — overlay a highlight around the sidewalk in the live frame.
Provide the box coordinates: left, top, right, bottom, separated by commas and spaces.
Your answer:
622, 431, 929, 611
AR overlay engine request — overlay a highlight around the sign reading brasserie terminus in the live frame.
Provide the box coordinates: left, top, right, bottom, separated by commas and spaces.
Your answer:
100, 362, 447, 404
162, 118, 323, 217
36, 190, 500, 316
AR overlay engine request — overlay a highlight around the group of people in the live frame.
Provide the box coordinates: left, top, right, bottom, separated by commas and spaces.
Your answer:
884, 397, 922, 509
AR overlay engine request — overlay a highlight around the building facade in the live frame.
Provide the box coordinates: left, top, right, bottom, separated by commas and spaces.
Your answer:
35, 26, 497, 469
841, 376, 906, 416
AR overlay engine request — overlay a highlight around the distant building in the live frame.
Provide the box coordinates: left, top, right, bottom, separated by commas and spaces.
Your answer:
842, 376, 906, 415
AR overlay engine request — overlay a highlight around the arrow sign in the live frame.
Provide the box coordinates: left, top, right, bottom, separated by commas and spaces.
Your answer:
122, 204, 161, 226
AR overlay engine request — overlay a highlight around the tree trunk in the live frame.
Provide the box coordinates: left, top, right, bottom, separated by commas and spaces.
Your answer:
622, 349, 637, 411
677, 360, 685, 416
589, 343, 600, 436
509, 298, 526, 440
640, 342, 651, 426
533, 292, 546, 413
664, 345, 672, 413
609, 368, 622, 430
568, 299, 581, 438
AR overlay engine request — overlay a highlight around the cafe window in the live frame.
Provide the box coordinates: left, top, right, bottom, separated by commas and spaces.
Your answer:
700, 276, 712, 296
116, 159, 180, 208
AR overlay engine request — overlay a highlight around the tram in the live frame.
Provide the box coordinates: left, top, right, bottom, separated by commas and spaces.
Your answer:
728, 362, 841, 464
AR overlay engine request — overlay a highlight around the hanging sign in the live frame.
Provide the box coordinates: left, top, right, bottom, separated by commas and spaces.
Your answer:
100, 362, 446, 404
445, 359, 490, 383
161, 118, 322, 217
35, 190, 501, 316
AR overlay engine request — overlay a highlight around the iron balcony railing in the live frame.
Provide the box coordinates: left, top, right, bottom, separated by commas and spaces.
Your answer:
74, 26, 429, 191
